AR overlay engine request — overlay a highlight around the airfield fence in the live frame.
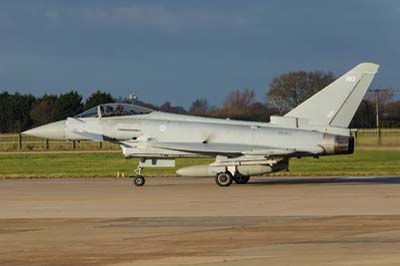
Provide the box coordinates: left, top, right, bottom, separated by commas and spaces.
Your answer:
0, 129, 399, 152
0, 134, 120, 151
352, 128, 400, 146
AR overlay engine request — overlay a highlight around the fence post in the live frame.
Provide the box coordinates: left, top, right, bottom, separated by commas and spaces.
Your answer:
99, 141, 103, 150
72, 141, 76, 150
18, 133, 22, 150
44, 139, 49, 150
353, 130, 358, 146
377, 128, 382, 145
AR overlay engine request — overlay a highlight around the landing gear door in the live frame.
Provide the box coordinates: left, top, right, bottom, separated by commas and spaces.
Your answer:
139, 158, 176, 168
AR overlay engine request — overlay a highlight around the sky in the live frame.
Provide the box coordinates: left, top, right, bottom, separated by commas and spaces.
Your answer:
0, 0, 399, 107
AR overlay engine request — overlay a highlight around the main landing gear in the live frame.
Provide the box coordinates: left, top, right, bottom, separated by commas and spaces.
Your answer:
215, 172, 250, 186
233, 175, 250, 184
215, 172, 233, 186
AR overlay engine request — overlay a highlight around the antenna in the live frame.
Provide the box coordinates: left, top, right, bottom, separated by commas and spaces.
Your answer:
128, 90, 139, 103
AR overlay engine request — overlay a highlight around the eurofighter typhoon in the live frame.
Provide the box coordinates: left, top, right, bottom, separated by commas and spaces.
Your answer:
24, 63, 379, 186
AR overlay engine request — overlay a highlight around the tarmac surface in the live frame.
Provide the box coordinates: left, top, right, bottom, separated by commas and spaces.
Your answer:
1, 176, 400, 266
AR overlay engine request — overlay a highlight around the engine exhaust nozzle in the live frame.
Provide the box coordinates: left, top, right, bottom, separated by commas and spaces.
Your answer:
321, 133, 354, 155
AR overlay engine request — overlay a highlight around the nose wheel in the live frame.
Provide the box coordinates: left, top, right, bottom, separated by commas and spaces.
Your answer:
134, 175, 145, 186
133, 164, 146, 187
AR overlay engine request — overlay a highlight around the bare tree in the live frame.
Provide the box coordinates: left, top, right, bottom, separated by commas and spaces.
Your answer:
30, 95, 58, 125
159, 101, 186, 114
366, 87, 395, 106
267, 71, 335, 114
223, 88, 256, 115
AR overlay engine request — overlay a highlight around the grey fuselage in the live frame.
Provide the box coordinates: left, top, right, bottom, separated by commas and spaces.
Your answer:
65, 111, 350, 159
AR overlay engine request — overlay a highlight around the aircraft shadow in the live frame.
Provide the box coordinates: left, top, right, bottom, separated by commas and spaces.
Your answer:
249, 176, 400, 185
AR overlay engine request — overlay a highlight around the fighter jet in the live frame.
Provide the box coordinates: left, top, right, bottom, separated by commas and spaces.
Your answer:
23, 62, 379, 186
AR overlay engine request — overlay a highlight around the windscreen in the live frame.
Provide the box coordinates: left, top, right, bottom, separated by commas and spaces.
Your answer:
100, 104, 153, 117
75, 104, 153, 118
75, 107, 98, 118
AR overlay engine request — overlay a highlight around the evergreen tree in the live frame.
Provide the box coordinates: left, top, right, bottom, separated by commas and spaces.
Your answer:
85, 90, 114, 110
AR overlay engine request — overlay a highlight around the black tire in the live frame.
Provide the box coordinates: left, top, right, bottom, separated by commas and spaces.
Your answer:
233, 175, 250, 184
215, 172, 233, 187
134, 176, 145, 186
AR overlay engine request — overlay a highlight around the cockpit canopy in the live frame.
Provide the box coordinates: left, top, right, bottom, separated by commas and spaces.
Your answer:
75, 103, 153, 118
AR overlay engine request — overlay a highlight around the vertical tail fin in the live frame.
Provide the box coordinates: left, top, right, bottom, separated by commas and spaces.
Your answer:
284, 62, 379, 128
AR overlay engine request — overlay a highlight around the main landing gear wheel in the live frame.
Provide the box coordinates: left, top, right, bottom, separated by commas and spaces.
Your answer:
215, 172, 233, 187
233, 175, 250, 184
134, 176, 145, 186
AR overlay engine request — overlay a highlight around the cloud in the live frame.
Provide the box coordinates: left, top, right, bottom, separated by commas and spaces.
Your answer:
28, 4, 263, 33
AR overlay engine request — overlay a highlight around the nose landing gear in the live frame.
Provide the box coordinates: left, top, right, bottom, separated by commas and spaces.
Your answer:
133, 165, 145, 187
134, 175, 145, 186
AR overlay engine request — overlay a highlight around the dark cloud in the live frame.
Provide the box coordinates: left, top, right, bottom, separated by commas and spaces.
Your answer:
0, 0, 399, 106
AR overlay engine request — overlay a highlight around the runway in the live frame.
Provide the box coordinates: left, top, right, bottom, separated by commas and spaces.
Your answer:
1, 176, 400, 265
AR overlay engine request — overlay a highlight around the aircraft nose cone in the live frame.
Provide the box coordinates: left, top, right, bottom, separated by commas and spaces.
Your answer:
23, 120, 66, 140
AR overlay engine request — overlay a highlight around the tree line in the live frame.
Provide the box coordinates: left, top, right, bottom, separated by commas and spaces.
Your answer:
0, 90, 113, 133
0, 70, 399, 133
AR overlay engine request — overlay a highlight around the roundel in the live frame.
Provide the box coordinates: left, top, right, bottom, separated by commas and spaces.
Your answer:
159, 125, 167, 132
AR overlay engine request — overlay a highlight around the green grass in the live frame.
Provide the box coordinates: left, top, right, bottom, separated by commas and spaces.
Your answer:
288, 150, 400, 176
0, 150, 399, 178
